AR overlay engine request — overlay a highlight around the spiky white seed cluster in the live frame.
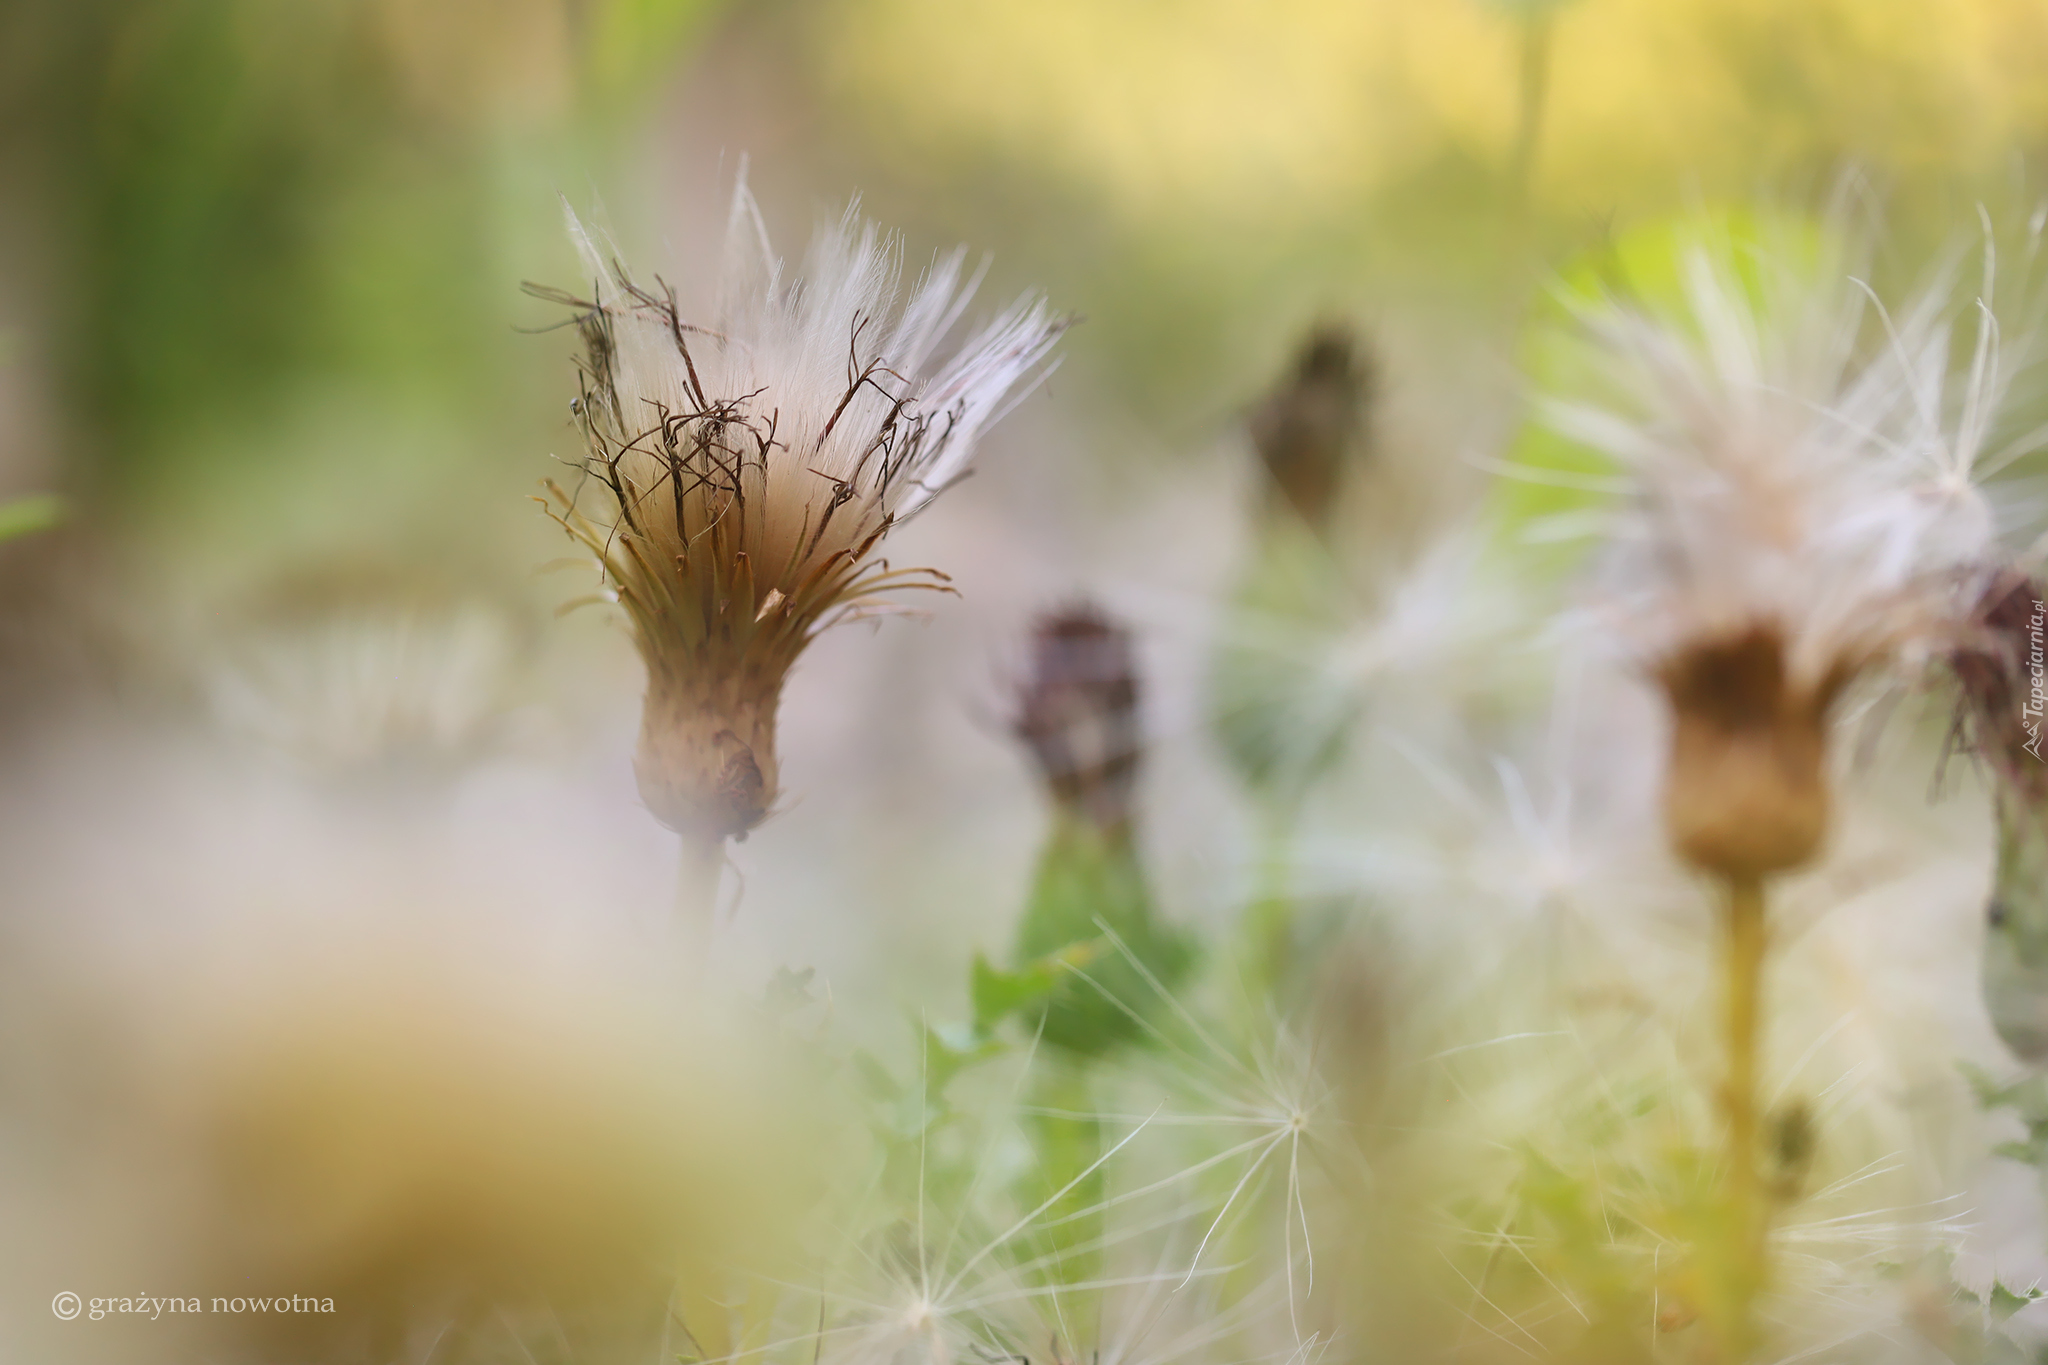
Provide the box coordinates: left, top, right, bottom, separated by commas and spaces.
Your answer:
1541, 229, 2017, 689
565, 184, 1064, 570
543, 183, 1065, 839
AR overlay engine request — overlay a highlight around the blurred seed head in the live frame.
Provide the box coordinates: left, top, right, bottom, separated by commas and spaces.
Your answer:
1248, 322, 1373, 534
206, 566, 532, 788
1013, 602, 1143, 839
1963, 573, 2048, 1061
538, 185, 1065, 842
1548, 219, 2004, 693
1537, 219, 2030, 880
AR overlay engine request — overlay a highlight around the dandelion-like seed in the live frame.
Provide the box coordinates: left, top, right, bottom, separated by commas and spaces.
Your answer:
535, 185, 1065, 929
1540, 216, 2014, 1358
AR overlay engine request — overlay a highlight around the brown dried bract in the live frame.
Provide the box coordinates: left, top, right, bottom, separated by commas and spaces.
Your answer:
1657, 625, 1853, 879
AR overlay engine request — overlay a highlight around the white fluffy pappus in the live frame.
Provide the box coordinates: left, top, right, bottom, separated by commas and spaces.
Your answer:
1535, 216, 2040, 690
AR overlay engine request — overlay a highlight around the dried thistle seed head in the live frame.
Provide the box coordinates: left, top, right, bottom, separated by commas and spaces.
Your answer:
1530, 219, 2036, 887
537, 187, 1066, 841
1657, 624, 1850, 879
1249, 322, 1373, 532
1946, 568, 2048, 811
1013, 604, 1142, 839
1541, 220, 2010, 720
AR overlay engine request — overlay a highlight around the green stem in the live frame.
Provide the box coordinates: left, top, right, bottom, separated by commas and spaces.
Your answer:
1020, 1064, 1104, 1341
1242, 801, 1299, 1004
1718, 873, 1770, 1361
1499, 6, 1556, 334
1506, 8, 1555, 222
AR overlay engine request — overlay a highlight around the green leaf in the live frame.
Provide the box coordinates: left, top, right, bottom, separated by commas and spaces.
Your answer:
1990, 1280, 2043, 1324
1961, 1060, 2037, 1113
1994, 1139, 2047, 1167
970, 943, 1101, 1034
1013, 819, 1195, 1058
0, 494, 62, 543
914, 1019, 1005, 1098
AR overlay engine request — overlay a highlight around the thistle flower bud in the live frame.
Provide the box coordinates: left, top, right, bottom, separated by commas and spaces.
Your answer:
538, 188, 1066, 843
1948, 570, 2048, 1061
1012, 604, 1142, 841
1657, 624, 1850, 880
1248, 323, 1373, 533
1007, 604, 1191, 1057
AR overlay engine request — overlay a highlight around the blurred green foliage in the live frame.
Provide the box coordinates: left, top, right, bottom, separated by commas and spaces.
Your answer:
1011, 816, 1194, 1059
0, 0, 720, 544
0, 493, 62, 541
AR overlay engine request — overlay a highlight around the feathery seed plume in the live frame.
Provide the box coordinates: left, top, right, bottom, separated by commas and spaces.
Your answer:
1546, 224, 2004, 876
1539, 215, 2016, 1358
537, 186, 1066, 846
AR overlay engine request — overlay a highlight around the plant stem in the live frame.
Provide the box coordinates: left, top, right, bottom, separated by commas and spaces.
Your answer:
1242, 801, 1299, 1005
1719, 872, 1770, 1361
1506, 7, 1554, 224
676, 830, 726, 974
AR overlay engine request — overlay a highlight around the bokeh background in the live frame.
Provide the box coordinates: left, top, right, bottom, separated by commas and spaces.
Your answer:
7, 0, 2048, 1358
8, 0, 2048, 993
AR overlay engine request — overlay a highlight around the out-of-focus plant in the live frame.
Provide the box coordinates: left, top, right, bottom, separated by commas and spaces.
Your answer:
1212, 325, 1374, 1000
205, 565, 534, 791
1001, 603, 1193, 1319
1009, 604, 1192, 1052
1520, 210, 2014, 1358
1946, 571, 2048, 1063
0, 0, 721, 555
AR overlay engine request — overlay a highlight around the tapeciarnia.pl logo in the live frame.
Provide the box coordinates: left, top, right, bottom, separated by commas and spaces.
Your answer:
2024, 598, 2045, 762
